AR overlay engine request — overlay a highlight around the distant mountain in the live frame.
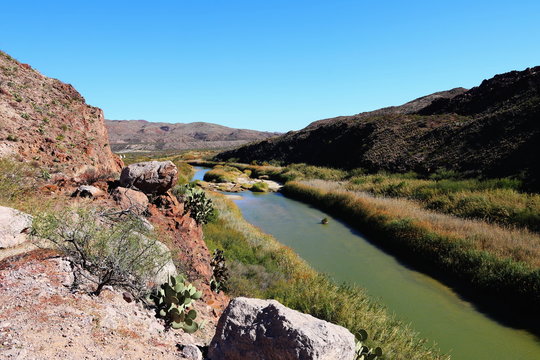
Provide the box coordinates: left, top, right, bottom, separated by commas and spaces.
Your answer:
216, 67, 540, 189
105, 120, 280, 152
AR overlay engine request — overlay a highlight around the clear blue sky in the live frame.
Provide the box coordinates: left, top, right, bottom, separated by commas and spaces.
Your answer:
1, 1, 539, 132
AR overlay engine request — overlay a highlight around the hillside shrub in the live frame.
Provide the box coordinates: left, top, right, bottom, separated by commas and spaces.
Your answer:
0, 159, 37, 205
31, 209, 170, 297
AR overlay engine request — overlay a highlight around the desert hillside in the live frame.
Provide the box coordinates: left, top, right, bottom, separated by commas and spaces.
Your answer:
0, 51, 122, 178
106, 120, 280, 152
216, 67, 540, 189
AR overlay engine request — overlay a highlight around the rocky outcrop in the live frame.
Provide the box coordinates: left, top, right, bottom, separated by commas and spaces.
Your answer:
120, 161, 178, 195
147, 192, 213, 281
105, 119, 281, 152
0, 250, 216, 359
111, 187, 149, 214
0, 51, 122, 178
208, 297, 356, 360
0, 206, 32, 249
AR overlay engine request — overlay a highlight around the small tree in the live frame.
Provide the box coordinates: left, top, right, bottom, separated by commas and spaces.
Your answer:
32, 208, 170, 297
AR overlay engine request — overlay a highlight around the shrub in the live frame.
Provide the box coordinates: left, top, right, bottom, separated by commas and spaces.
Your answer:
0, 159, 37, 205
203, 167, 240, 183
251, 182, 269, 192
6, 134, 18, 141
31, 209, 171, 297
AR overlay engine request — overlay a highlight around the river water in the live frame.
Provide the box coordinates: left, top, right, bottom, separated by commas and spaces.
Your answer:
194, 168, 540, 359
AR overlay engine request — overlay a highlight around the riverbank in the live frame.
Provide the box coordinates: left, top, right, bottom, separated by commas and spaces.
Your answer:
282, 180, 540, 333
190, 161, 540, 330
203, 192, 448, 360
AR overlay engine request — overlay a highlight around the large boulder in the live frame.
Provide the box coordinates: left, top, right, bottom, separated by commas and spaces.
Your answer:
208, 297, 356, 360
119, 161, 178, 195
111, 187, 149, 215
0, 207, 33, 249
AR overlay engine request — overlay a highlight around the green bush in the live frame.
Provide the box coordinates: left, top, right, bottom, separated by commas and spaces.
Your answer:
0, 159, 37, 205
203, 167, 241, 183
251, 182, 269, 192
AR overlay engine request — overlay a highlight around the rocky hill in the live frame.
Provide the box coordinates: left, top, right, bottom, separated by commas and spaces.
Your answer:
216, 67, 540, 189
0, 51, 122, 179
105, 120, 280, 152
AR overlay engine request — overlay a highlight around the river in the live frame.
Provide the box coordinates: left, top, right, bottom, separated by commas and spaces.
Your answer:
193, 167, 540, 359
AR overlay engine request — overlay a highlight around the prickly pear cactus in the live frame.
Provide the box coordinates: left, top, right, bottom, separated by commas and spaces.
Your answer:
355, 329, 383, 360
148, 274, 203, 333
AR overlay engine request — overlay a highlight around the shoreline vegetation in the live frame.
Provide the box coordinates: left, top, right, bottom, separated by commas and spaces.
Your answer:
190, 159, 540, 333
203, 192, 448, 360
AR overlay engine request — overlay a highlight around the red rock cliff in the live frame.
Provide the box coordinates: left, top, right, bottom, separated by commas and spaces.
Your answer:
0, 51, 122, 177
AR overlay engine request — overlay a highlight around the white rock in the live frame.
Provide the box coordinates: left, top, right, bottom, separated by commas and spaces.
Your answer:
119, 161, 178, 195
182, 344, 203, 360
208, 297, 356, 360
0, 206, 33, 249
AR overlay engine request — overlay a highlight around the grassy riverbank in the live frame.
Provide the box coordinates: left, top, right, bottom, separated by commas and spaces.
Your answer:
203, 193, 448, 360
193, 159, 540, 328
196, 160, 540, 232
281, 180, 540, 326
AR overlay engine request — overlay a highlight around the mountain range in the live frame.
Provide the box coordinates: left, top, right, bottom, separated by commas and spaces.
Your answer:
216, 66, 540, 189
105, 120, 280, 152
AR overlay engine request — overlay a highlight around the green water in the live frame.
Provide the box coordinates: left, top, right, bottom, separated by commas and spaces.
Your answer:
193, 168, 540, 359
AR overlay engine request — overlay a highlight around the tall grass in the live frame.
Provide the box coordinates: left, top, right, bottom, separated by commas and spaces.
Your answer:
203, 193, 448, 360
346, 174, 540, 232
282, 180, 540, 320
207, 159, 540, 232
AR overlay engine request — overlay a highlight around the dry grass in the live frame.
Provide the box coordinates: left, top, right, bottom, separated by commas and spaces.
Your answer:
282, 180, 540, 321
304, 180, 540, 268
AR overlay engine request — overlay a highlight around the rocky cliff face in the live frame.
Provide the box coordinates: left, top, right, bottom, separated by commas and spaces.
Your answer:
106, 120, 281, 152
216, 67, 540, 189
0, 51, 122, 178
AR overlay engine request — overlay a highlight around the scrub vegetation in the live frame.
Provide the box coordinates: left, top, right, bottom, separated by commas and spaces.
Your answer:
203, 193, 448, 360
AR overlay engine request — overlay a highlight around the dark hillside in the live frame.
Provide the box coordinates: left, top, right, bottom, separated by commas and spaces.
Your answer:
216, 67, 540, 189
